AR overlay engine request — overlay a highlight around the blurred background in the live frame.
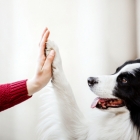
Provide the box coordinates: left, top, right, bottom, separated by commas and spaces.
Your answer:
0, 0, 139, 139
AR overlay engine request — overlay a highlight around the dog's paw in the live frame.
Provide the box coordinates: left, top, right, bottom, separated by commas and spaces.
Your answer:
46, 40, 63, 80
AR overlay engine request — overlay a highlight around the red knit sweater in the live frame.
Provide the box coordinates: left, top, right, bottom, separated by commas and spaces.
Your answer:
0, 80, 31, 112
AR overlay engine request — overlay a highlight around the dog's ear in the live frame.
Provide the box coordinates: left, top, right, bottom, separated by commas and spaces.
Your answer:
135, 58, 140, 61
134, 58, 140, 64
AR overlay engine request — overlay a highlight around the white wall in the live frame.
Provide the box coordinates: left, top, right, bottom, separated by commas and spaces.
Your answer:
0, 0, 137, 139
136, 0, 140, 57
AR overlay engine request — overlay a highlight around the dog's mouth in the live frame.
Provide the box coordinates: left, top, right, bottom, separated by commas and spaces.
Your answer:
91, 97, 125, 109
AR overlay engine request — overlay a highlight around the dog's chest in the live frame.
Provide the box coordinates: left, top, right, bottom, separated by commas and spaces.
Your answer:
85, 112, 135, 140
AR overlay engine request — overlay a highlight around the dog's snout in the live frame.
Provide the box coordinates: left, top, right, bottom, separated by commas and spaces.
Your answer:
87, 77, 98, 87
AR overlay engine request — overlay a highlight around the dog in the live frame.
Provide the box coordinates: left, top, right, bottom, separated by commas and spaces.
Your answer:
38, 40, 140, 140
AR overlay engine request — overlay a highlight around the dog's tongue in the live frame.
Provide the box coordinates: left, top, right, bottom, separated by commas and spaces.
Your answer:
91, 97, 100, 108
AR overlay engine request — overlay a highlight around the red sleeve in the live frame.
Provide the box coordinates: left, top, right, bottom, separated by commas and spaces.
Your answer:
0, 80, 32, 112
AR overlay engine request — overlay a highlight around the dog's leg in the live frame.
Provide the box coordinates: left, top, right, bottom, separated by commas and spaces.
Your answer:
45, 40, 88, 140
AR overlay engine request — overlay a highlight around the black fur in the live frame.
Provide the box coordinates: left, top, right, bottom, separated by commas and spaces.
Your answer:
113, 59, 140, 135
114, 59, 140, 74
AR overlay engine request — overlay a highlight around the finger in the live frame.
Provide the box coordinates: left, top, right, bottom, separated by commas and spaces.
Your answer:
37, 29, 50, 72
40, 29, 50, 47
40, 30, 50, 56
36, 56, 46, 72
41, 27, 48, 38
43, 50, 55, 69
39, 27, 48, 46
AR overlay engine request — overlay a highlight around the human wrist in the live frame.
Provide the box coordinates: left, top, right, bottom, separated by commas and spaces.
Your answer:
26, 78, 42, 96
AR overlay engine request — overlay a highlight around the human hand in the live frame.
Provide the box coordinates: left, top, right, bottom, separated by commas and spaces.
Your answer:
27, 27, 55, 96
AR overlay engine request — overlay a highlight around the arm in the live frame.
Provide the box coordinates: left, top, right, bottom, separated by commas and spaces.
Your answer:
0, 27, 55, 112
0, 80, 30, 111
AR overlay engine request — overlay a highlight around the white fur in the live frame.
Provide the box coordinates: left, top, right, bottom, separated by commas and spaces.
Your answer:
38, 41, 139, 140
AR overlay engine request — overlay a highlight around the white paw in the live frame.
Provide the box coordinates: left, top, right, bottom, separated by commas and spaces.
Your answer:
46, 40, 63, 81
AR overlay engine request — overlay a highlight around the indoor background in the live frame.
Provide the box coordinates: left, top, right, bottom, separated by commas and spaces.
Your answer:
0, 0, 139, 139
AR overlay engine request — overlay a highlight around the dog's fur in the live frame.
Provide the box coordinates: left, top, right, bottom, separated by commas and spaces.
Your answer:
38, 41, 140, 140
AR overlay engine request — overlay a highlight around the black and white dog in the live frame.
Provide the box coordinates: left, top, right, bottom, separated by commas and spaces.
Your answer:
38, 41, 140, 140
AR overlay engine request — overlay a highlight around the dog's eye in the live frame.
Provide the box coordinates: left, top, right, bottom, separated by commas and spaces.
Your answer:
122, 78, 127, 84
117, 76, 128, 84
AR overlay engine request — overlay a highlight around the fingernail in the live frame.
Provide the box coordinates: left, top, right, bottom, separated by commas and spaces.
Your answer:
49, 50, 55, 56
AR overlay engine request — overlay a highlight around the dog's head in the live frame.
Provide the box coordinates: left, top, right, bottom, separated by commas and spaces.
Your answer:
87, 59, 140, 113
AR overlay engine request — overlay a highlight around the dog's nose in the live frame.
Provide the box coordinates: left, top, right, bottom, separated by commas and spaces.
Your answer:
87, 77, 98, 87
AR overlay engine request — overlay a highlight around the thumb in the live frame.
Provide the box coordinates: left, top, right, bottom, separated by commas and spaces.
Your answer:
44, 50, 55, 68
47, 50, 55, 62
